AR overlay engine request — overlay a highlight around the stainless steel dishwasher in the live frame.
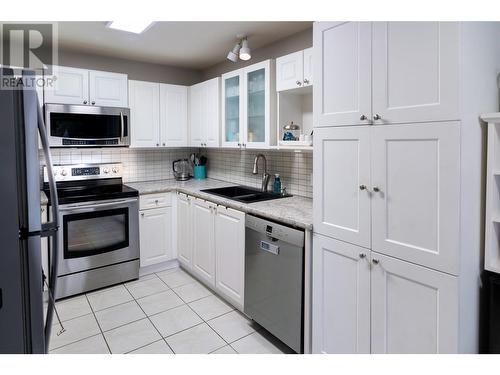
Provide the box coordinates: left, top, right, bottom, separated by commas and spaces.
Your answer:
244, 215, 305, 353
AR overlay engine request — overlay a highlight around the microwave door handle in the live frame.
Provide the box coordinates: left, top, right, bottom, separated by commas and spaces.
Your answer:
37, 94, 60, 354
120, 111, 124, 139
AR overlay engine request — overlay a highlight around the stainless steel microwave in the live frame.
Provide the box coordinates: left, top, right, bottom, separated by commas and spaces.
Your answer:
45, 103, 130, 147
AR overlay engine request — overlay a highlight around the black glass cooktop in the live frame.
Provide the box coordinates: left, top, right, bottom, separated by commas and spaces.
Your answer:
43, 178, 138, 205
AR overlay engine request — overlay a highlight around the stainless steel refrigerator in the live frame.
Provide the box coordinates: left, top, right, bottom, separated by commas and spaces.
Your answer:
0, 68, 59, 353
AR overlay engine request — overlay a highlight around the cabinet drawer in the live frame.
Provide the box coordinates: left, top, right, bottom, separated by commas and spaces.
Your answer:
139, 193, 171, 210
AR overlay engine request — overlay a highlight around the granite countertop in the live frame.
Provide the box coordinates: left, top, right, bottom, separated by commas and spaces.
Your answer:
126, 178, 313, 230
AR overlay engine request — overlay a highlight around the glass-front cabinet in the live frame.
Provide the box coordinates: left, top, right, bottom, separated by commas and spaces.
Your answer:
222, 60, 275, 149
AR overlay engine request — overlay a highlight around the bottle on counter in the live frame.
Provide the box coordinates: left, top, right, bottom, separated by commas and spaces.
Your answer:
273, 174, 282, 194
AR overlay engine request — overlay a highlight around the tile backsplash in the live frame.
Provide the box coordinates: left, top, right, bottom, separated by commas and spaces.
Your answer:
40, 148, 313, 198
205, 149, 313, 198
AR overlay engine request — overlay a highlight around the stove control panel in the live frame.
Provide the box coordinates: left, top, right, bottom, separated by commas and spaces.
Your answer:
44, 163, 123, 182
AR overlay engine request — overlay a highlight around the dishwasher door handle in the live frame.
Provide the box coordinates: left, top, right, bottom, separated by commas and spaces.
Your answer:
260, 241, 280, 255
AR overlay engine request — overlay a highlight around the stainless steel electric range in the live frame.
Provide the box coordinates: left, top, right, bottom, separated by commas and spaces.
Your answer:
43, 163, 139, 300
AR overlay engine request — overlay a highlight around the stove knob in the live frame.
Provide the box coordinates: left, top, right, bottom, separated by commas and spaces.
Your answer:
112, 167, 118, 174
60, 169, 67, 177
103, 168, 110, 174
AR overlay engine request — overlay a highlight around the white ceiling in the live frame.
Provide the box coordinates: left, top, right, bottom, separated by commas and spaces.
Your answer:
56, 22, 312, 70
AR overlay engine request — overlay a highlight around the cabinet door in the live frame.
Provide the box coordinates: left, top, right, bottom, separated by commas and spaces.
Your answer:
44, 66, 89, 105
313, 22, 372, 127
371, 252, 458, 353
303, 47, 313, 87
313, 126, 371, 248
215, 206, 245, 309
276, 50, 304, 91
177, 194, 192, 269
192, 198, 216, 287
312, 234, 370, 354
204, 77, 221, 148
244, 60, 272, 149
129, 80, 160, 148
370, 122, 460, 275
189, 82, 205, 147
372, 22, 459, 124
139, 207, 173, 267
89, 70, 128, 107
222, 70, 243, 147
160, 84, 188, 147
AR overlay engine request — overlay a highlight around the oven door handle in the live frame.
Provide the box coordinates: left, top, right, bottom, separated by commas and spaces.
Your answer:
59, 198, 137, 212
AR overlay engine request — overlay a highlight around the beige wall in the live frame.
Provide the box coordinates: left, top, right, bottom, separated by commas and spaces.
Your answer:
200, 27, 312, 80
56, 49, 202, 85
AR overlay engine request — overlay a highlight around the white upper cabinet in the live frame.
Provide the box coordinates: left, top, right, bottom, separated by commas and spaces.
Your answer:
89, 70, 128, 107
313, 22, 372, 127
160, 84, 188, 147
222, 60, 275, 149
371, 22, 459, 124
189, 77, 220, 148
370, 122, 460, 275
192, 198, 216, 287
313, 126, 372, 249
303, 47, 313, 87
214, 206, 245, 309
312, 234, 371, 354
276, 48, 313, 92
45, 66, 89, 105
45, 66, 127, 107
370, 252, 458, 353
276, 51, 304, 91
129, 80, 160, 148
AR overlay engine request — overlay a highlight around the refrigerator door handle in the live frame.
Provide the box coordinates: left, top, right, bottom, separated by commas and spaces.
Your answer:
37, 94, 60, 353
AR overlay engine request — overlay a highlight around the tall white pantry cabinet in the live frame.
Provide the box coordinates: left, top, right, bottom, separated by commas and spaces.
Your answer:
312, 21, 500, 354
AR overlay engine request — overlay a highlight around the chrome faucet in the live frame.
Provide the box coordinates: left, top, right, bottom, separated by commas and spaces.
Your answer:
252, 154, 270, 192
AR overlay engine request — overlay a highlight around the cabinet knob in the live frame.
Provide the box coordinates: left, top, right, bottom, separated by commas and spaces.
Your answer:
91, 101, 95, 105
155, 199, 159, 204
296, 80, 302, 86
83, 100, 87, 104
237, 143, 241, 147
373, 114, 382, 121
372, 258, 380, 265
373, 186, 380, 193
141, 212, 144, 217
360, 115, 367, 121
303, 78, 309, 84
156, 143, 159, 147
359, 253, 366, 259
162, 143, 166, 146
359, 184, 367, 190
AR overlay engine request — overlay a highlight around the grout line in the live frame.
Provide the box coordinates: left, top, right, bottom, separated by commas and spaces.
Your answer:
48, 333, 104, 353
123, 338, 170, 354
84, 294, 112, 354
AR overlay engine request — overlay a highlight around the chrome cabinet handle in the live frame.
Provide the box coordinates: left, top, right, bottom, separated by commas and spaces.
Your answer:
156, 143, 159, 146
162, 142, 166, 146
359, 253, 366, 259
359, 184, 367, 190
91, 101, 95, 105
372, 258, 380, 265
360, 115, 367, 120
373, 186, 380, 192
373, 114, 382, 120
237, 143, 241, 147
296, 80, 302, 86
303, 78, 309, 84
83, 100, 88, 104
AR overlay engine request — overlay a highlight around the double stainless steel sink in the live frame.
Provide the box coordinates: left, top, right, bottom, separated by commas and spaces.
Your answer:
201, 186, 291, 203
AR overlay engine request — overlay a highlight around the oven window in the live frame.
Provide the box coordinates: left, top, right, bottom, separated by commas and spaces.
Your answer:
63, 207, 129, 259
50, 112, 128, 139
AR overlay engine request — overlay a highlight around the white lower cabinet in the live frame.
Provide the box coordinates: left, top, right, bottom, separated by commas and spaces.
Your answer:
139, 194, 174, 268
312, 233, 458, 354
192, 198, 216, 287
312, 234, 370, 354
215, 206, 245, 309
176, 193, 245, 309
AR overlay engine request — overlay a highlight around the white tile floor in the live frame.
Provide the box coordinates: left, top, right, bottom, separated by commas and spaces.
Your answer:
48, 267, 293, 354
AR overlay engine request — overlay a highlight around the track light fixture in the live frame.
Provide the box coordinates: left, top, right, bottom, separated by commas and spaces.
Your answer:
226, 36, 252, 62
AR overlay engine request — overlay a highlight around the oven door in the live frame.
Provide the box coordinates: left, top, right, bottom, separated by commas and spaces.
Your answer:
45, 104, 130, 147
57, 198, 139, 276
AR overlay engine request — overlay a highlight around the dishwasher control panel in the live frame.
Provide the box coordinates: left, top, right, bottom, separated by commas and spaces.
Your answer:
246, 214, 305, 247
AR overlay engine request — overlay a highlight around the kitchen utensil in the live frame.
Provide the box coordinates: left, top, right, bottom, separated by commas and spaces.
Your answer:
172, 159, 192, 181
199, 156, 208, 166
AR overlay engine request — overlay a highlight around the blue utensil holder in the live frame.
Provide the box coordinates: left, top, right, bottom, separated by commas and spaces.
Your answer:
193, 165, 206, 180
